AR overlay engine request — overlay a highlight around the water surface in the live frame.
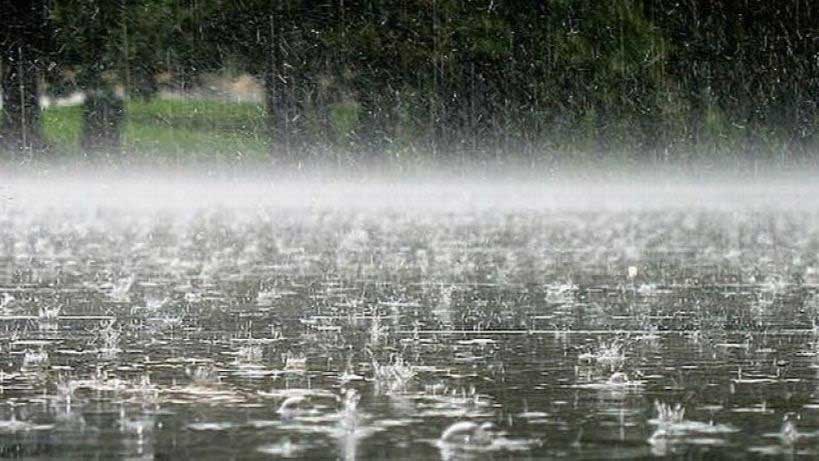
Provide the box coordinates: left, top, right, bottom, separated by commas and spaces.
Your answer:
1, 180, 818, 459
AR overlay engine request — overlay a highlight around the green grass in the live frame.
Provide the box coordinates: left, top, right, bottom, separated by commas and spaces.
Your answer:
41, 98, 271, 162
10, 96, 815, 175
127, 98, 267, 133
42, 104, 83, 148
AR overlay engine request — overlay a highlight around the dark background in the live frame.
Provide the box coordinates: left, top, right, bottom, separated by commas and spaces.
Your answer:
1, 1, 817, 171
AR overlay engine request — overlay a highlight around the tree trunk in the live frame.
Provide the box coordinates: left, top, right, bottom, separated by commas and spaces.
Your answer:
131, 67, 158, 101
1, 48, 43, 151
0, 0, 49, 153
264, 11, 286, 164
76, 1, 126, 154
81, 87, 125, 152
263, 7, 303, 167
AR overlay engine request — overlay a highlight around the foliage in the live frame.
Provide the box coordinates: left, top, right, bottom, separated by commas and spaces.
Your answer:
2, 0, 817, 165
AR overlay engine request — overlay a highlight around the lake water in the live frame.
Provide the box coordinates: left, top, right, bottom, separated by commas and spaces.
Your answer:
1, 180, 819, 459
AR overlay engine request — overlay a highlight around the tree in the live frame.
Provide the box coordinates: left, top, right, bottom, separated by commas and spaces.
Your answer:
202, 0, 325, 165
50, 0, 129, 152
0, 0, 51, 153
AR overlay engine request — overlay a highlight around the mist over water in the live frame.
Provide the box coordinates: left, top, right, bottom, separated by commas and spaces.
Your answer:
3, 168, 819, 213
1, 167, 819, 458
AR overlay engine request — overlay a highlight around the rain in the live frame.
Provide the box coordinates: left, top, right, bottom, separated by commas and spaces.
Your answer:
1, 1, 819, 460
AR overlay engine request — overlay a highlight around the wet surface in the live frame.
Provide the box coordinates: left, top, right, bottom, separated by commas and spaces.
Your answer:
2, 199, 819, 459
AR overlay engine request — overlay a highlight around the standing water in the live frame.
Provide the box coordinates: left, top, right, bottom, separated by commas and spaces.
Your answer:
1, 178, 819, 458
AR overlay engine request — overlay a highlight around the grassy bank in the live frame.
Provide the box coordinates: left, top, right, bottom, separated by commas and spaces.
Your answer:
41, 99, 270, 164
1, 97, 815, 178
